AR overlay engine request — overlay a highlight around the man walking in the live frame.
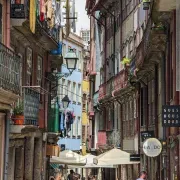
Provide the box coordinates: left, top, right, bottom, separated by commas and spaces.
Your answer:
67, 170, 74, 180
136, 171, 147, 180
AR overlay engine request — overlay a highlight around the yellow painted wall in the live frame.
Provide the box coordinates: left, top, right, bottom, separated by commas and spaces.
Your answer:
82, 112, 88, 125
82, 80, 89, 93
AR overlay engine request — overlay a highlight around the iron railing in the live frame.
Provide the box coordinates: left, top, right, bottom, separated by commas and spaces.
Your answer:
99, 83, 106, 100
23, 88, 40, 125
0, 42, 21, 94
113, 69, 127, 91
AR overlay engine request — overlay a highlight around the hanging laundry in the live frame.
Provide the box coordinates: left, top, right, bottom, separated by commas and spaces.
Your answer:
30, 0, 36, 33
40, 0, 45, 21
46, 0, 52, 19
66, 111, 74, 132
54, 0, 61, 26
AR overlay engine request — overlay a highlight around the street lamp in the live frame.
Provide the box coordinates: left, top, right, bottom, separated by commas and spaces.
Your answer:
62, 95, 70, 109
64, 49, 79, 73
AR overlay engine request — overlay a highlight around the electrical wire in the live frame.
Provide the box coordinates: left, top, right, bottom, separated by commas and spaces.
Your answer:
58, 84, 83, 98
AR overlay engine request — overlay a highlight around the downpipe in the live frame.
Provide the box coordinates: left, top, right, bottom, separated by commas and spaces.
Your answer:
3, 112, 10, 180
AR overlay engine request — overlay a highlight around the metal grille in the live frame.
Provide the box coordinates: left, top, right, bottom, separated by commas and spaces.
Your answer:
0, 42, 21, 94
23, 88, 40, 125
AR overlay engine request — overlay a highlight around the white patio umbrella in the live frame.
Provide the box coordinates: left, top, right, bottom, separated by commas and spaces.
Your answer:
93, 148, 140, 166
50, 150, 87, 166
50, 150, 87, 179
68, 154, 116, 168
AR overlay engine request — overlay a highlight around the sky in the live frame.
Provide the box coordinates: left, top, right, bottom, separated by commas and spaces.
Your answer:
75, 0, 90, 35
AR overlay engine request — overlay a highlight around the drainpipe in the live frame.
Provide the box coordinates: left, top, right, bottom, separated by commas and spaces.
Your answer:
113, 16, 116, 75
6, 0, 10, 48
161, 22, 170, 180
3, 112, 10, 180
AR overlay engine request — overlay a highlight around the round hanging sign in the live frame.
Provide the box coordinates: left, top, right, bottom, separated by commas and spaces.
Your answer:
143, 138, 162, 157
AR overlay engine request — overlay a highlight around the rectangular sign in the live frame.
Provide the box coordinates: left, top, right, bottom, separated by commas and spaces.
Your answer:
130, 154, 140, 162
162, 105, 180, 127
141, 131, 154, 142
10, 4, 25, 19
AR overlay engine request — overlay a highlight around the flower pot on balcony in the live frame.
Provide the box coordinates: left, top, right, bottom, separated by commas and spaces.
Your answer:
13, 102, 24, 125
143, 1, 150, 10
13, 115, 24, 125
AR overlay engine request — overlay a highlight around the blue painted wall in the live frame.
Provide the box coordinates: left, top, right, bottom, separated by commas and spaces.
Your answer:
57, 38, 83, 151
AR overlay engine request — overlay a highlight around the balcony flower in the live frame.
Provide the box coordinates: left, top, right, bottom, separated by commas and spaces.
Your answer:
12, 102, 24, 125
152, 22, 165, 31
122, 57, 131, 67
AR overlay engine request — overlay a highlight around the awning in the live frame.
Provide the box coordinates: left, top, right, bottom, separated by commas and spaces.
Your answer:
68, 154, 116, 169
93, 148, 140, 166
50, 150, 86, 166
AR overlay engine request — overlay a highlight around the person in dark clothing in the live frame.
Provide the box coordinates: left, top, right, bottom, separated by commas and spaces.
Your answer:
67, 170, 74, 180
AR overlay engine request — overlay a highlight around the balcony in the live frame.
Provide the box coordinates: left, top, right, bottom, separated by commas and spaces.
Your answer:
98, 83, 106, 100
10, 88, 40, 134
131, 17, 167, 80
0, 42, 20, 107
10, 1, 60, 51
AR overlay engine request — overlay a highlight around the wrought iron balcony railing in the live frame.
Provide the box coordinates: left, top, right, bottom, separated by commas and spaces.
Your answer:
113, 69, 127, 92
99, 83, 106, 100
23, 87, 40, 125
0, 42, 21, 94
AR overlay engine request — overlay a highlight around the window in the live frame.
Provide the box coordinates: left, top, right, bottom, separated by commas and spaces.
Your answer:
61, 79, 66, 100
77, 84, 81, 103
73, 82, 76, 102
78, 51, 82, 70
37, 55, 43, 86
18, 54, 23, 95
67, 81, 71, 100
62, 44, 66, 64
77, 117, 81, 136
26, 47, 33, 85
73, 117, 77, 137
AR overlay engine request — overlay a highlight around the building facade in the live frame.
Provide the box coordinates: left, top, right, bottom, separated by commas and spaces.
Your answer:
58, 32, 84, 151
82, 46, 90, 155
0, 1, 20, 180
0, 0, 64, 180
86, 0, 179, 179
80, 29, 90, 44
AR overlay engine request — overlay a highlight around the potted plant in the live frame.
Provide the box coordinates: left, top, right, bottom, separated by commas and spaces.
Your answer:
122, 57, 131, 67
152, 22, 165, 31
12, 102, 24, 125
143, 0, 150, 10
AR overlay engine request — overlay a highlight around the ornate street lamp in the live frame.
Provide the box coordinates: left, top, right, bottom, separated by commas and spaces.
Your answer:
62, 95, 70, 109
64, 49, 79, 73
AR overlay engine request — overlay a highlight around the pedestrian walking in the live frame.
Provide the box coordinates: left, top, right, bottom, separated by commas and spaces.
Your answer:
67, 170, 74, 180
136, 171, 147, 180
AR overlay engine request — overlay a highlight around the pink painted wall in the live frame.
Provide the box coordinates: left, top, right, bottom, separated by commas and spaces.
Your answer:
2, 0, 10, 47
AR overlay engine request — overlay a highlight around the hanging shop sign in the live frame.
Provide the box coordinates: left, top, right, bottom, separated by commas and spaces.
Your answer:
10, 1, 25, 19
141, 131, 154, 142
162, 105, 180, 127
143, 138, 162, 157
